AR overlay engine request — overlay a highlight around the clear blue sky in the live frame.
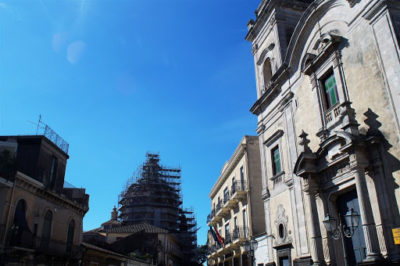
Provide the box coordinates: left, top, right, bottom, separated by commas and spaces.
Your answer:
0, 0, 260, 245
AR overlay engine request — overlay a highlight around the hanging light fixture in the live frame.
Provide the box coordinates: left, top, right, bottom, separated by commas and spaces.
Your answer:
323, 214, 336, 233
323, 209, 360, 240
323, 214, 340, 240
343, 208, 360, 237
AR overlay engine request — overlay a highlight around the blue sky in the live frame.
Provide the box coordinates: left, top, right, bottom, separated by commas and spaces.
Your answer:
0, 0, 260, 245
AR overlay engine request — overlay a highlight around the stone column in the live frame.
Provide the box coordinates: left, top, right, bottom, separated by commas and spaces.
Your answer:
317, 193, 332, 265
304, 176, 324, 265
354, 167, 382, 261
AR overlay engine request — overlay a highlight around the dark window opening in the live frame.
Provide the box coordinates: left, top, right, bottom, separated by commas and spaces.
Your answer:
66, 220, 75, 253
10, 199, 30, 247
41, 210, 53, 248
263, 58, 273, 89
279, 224, 285, 239
240, 166, 245, 190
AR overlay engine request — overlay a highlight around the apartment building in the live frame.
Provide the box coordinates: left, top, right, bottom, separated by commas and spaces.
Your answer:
207, 136, 265, 266
0, 134, 89, 264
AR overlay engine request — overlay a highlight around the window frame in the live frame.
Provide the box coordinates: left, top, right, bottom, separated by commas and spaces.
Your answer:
306, 47, 349, 130
66, 219, 75, 253
264, 129, 285, 184
41, 210, 53, 248
271, 145, 282, 176
320, 69, 339, 111
223, 187, 229, 204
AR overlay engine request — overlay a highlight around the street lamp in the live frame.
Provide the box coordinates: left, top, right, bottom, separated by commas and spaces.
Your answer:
323, 208, 360, 266
242, 238, 258, 266
323, 208, 360, 240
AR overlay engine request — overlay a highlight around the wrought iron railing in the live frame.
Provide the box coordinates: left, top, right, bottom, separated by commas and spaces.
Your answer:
232, 226, 249, 240
207, 214, 212, 223
6, 227, 80, 258
231, 183, 247, 196
225, 233, 232, 244
223, 192, 230, 204
38, 124, 69, 154
216, 201, 222, 212
207, 243, 220, 254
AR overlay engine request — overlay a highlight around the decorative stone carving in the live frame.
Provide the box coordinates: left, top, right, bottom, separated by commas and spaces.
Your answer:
298, 130, 311, 154
274, 205, 292, 245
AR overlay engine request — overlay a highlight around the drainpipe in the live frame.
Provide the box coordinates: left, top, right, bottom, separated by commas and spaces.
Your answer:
164, 233, 167, 266
1, 175, 16, 252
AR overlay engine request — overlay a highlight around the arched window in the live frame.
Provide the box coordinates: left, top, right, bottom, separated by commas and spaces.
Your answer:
10, 199, 28, 246
13, 199, 27, 228
263, 58, 273, 88
41, 210, 52, 248
66, 220, 75, 253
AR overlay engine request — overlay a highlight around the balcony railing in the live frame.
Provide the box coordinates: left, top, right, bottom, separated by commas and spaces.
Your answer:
230, 183, 247, 200
225, 233, 232, 245
232, 226, 249, 241
207, 214, 212, 224
6, 227, 81, 258
223, 192, 230, 205
216, 201, 222, 212
207, 243, 220, 255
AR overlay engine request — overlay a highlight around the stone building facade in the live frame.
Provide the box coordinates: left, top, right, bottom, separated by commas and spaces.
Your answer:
0, 135, 89, 264
207, 136, 266, 265
246, 0, 400, 265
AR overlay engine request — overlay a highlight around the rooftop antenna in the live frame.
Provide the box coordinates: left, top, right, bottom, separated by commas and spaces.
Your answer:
36, 114, 42, 135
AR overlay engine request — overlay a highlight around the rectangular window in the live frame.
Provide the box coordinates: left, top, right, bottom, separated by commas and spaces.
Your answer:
240, 166, 245, 190
279, 257, 290, 266
271, 146, 281, 176
223, 187, 229, 203
225, 223, 230, 236
242, 209, 248, 237
231, 177, 237, 194
322, 71, 338, 109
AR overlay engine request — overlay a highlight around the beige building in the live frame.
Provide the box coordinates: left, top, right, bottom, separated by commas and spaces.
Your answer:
246, 0, 400, 265
207, 136, 265, 265
84, 209, 183, 266
0, 135, 89, 264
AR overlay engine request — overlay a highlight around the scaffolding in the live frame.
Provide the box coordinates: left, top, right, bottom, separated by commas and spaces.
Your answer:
118, 153, 197, 263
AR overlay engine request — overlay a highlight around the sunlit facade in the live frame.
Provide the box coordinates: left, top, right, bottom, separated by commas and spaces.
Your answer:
207, 136, 265, 266
246, 0, 400, 265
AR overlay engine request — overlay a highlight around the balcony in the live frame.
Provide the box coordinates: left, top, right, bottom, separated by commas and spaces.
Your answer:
231, 226, 249, 246
217, 193, 230, 217
207, 208, 220, 225
207, 228, 246, 260
6, 227, 81, 259
209, 204, 222, 224
207, 243, 221, 258
230, 183, 247, 201
207, 214, 212, 224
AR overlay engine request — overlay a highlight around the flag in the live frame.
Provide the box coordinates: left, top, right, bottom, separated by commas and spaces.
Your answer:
212, 224, 225, 246
209, 226, 218, 243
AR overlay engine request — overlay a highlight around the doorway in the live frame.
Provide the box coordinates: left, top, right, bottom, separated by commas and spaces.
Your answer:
336, 190, 366, 264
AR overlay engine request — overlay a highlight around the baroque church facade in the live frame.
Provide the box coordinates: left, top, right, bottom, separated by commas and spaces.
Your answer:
245, 0, 400, 265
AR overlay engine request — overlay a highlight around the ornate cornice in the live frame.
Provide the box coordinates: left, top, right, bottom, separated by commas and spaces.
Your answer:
209, 136, 258, 198
250, 64, 289, 115
16, 171, 88, 216
246, 0, 312, 42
